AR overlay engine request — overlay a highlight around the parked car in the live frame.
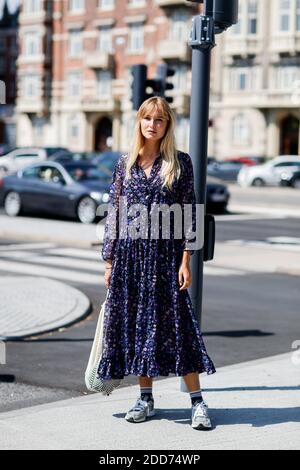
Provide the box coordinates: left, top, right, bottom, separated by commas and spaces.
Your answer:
207, 159, 244, 182
0, 148, 49, 176
44, 147, 70, 158
92, 151, 124, 171
0, 144, 15, 157
237, 156, 300, 187
227, 156, 267, 166
0, 147, 73, 176
280, 169, 300, 189
206, 177, 230, 213
50, 151, 101, 163
0, 161, 113, 224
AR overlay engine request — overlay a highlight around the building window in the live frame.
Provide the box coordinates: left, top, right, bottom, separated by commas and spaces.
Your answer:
232, 114, 250, 146
69, 0, 85, 13
24, 31, 40, 56
69, 30, 83, 57
98, 0, 114, 9
274, 65, 300, 89
172, 64, 188, 92
69, 116, 80, 139
247, 0, 257, 34
128, 0, 145, 6
229, 66, 257, 91
23, 0, 41, 13
98, 26, 113, 53
0, 37, 6, 51
33, 117, 44, 143
67, 72, 82, 97
170, 10, 189, 41
10, 59, 16, 74
297, 0, 300, 31
0, 58, 5, 74
97, 70, 112, 96
231, 0, 242, 34
23, 74, 40, 97
176, 116, 190, 151
9, 81, 17, 98
129, 23, 144, 53
279, 0, 291, 32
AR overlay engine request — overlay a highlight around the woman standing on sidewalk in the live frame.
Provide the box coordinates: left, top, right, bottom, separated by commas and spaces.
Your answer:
97, 96, 216, 430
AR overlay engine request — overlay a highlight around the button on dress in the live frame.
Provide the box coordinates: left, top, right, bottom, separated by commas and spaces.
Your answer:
97, 150, 216, 379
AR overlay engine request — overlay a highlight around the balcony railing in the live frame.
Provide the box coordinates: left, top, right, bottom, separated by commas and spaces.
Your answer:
224, 36, 262, 56
85, 52, 114, 69
81, 95, 115, 112
155, 0, 194, 7
157, 40, 191, 61
16, 97, 48, 114
270, 35, 300, 54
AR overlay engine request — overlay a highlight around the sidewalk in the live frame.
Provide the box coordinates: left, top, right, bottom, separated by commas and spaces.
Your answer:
0, 277, 91, 340
0, 352, 299, 450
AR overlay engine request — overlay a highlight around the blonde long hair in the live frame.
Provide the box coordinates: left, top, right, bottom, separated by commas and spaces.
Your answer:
125, 97, 182, 191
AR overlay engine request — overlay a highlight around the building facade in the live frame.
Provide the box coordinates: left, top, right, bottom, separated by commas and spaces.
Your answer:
211, 0, 300, 159
0, 1, 19, 149
16, 0, 203, 153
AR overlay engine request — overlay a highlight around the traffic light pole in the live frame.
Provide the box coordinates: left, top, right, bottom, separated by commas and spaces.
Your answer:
187, 0, 216, 329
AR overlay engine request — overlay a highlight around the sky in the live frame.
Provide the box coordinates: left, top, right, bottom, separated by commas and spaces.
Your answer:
0, 0, 19, 15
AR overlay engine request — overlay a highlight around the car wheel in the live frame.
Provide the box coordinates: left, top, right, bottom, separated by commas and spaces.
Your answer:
4, 191, 22, 217
77, 196, 96, 224
252, 178, 265, 187
207, 202, 227, 214
291, 178, 300, 189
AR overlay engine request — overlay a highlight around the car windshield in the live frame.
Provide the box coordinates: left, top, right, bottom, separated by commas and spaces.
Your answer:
66, 165, 111, 181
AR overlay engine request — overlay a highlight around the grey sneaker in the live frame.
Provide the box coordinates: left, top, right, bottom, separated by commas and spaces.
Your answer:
125, 397, 156, 423
191, 401, 212, 430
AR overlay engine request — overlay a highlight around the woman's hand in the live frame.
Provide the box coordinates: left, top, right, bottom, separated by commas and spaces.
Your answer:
104, 261, 112, 289
178, 262, 192, 290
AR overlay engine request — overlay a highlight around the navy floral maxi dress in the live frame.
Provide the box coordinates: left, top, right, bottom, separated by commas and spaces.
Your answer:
97, 150, 216, 380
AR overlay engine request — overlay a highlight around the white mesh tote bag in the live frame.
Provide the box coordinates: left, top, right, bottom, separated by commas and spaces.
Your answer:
85, 289, 122, 395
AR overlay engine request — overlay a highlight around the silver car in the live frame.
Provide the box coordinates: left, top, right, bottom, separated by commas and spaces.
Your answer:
237, 156, 300, 187
0, 148, 48, 175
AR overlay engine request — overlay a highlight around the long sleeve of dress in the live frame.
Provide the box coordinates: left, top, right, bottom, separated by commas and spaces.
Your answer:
101, 157, 123, 262
179, 152, 196, 256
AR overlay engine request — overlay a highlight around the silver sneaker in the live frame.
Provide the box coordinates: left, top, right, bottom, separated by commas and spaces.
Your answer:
191, 401, 212, 430
125, 397, 156, 423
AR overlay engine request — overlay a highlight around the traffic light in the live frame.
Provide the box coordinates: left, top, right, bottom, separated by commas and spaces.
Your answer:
155, 63, 175, 104
186, 0, 238, 34
130, 64, 147, 111
130, 64, 163, 110
130, 63, 176, 110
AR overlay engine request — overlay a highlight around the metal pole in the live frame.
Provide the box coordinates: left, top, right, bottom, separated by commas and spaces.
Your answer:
188, 0, 216, 329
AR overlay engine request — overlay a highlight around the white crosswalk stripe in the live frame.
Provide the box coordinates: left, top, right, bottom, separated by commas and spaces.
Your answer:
0, 243, 246, 285
0, 242, 56, 251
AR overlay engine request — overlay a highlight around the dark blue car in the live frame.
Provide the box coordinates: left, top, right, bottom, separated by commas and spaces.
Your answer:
0, 161, 112, 224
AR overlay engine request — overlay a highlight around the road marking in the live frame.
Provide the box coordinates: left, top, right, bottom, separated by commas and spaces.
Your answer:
0, 255, 246, 284
215, 214, 286, 222
0, 259, 105, 285
228, 204, 300, 218
0, 243, 56, 251
225, 239, 300, 252
45, 247, 101, 260
0, 252, 104, 272
203, 266, 246, 276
